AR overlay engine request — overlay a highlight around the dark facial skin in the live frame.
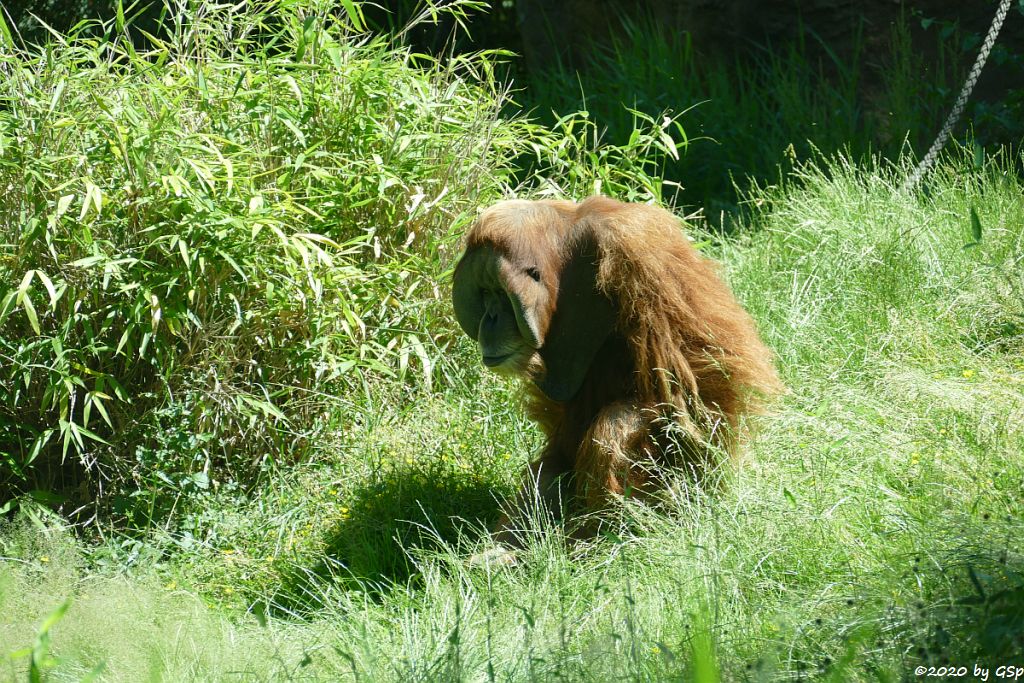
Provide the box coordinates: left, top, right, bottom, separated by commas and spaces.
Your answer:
477, 289, 527, 369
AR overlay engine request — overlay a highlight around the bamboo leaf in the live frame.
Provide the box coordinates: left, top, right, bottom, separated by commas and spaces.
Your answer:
149, 293, 161, 331
48, 79, 66, 115
217, 249, 247, 280
34, 270, 59, 309
115, 327, 132, 356
410, 334, 433, 391
296, 16, 310, 61
197, 68, 208, 99
22, 295, 40, 334
92, 393, 113, 428
0, 8, 13, 48
75, 422, 111, 445
71, 255, 105, 268
238, 394, 287, 420
339, 0, 365, 31
60, 419, 75, 456
16, 270, 34, 305
79, 186, 91, 221
177, 237, 191, 267
0, 290, 18, 327
660, 131, 679, 160
24, 430, 54, 468
79, 182, 103, 220
56, 194, 74, 218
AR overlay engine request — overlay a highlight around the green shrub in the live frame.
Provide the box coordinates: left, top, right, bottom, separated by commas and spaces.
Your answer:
0, 0, 685, 517
0, 0, 509, 508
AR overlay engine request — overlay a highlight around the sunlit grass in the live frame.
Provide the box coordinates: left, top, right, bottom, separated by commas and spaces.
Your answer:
2, 0, 1022, 680
3, 146, 1022, 681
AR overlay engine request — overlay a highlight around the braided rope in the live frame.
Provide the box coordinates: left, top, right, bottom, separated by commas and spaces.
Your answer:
901, 0, 1012, 192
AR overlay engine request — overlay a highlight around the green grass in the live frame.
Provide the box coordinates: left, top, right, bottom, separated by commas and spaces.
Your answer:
2, 1, 1023, 681
3, 148, 1023, 681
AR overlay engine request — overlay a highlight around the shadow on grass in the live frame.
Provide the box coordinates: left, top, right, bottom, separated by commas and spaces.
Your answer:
829, 518, 1024, 678
903, 541, 1024, 669
752, 521, 1024, 679
268, 463, 507, 614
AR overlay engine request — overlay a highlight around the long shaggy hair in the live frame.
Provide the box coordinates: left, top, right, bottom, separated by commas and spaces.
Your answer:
454, 195, 782, 519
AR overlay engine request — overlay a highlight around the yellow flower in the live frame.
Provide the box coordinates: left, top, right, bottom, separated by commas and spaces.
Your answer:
962, 369, 975, 378
39, 555, 49, 563
165, 580, 177, 590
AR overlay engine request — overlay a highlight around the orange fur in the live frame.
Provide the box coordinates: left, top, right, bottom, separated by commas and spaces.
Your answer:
462, 196, 783, 538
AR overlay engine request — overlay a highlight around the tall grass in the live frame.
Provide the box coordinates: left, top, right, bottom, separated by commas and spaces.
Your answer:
3, 148, 1021, 681
519, 11, 968, 222
2, 2, 1022, 681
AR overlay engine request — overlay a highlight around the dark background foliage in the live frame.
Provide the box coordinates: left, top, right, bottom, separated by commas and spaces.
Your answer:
6, 1, 1023, 215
